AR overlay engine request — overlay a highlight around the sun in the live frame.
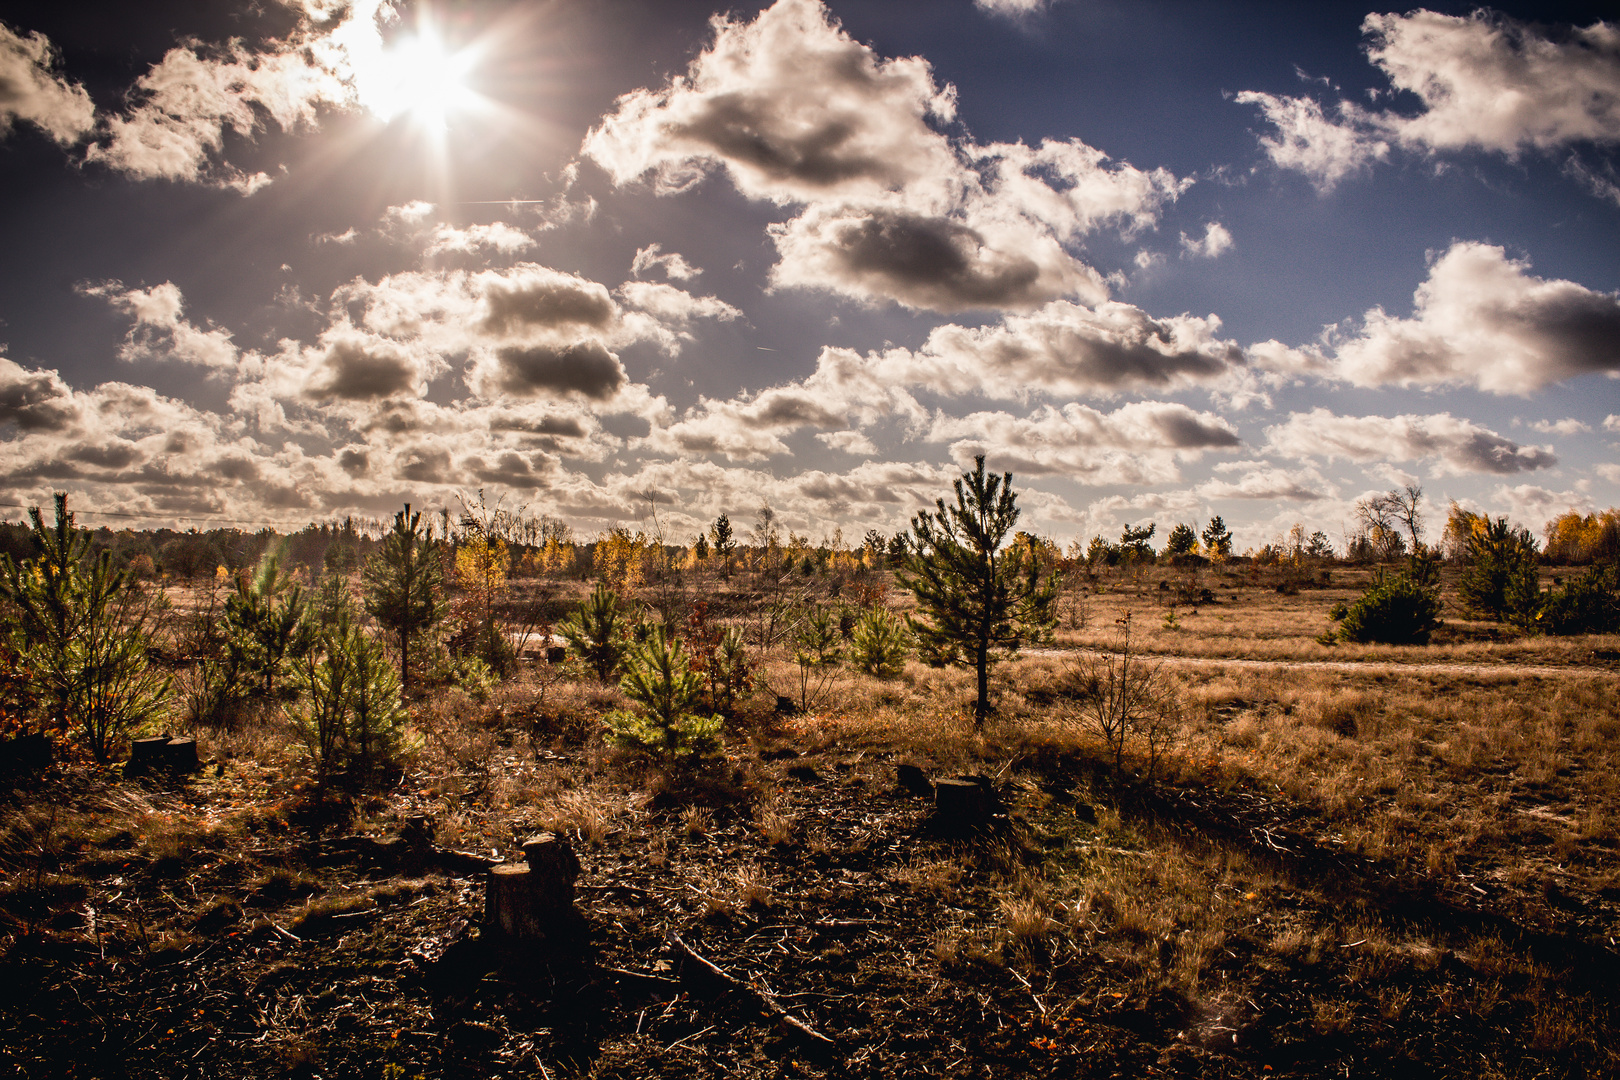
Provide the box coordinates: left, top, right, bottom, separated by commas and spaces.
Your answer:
353, 23, 481, 130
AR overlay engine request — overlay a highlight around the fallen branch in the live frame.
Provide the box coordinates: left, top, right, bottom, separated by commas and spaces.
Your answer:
667, 933, 837, 1053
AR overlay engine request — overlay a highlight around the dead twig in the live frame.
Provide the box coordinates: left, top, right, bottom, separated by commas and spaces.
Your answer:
667, 933, 838, 1053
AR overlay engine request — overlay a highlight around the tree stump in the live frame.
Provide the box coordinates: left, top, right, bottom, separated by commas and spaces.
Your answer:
128, 734, 200, 776
163, 737, 200, 774
126, 735, 170, 776
483, 833, 580, 942
896, 763, 934, 799
932, 777, 995, 834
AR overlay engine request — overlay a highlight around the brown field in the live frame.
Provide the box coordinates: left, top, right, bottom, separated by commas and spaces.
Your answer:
1, 561, 1617, 1079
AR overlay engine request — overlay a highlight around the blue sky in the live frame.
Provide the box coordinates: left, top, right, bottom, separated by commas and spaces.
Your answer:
0, 0, 1616, 549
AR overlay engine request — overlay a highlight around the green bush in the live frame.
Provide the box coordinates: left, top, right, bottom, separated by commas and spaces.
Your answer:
1536, 563, 1620, 635
1333, 561, 1442, 644
849, 606, 911, 678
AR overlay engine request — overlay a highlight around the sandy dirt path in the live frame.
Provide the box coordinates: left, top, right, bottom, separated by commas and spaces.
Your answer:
1037, 649, 1620, 681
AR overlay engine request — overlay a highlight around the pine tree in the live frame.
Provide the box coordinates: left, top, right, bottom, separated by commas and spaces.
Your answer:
710, 513, 736, 577
223, 553, 312, 697
362, 504, 446, 693
0, 494, 169, 759
558, 583, 630, 682
1201, 516, 1233, 560
897, 457, 1057, 727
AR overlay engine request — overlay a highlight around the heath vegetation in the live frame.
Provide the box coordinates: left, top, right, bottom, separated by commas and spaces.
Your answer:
0, 478, 1615, 1078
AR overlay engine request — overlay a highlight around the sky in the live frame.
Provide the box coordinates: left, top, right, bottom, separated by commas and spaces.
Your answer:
0, 0, 1617, 550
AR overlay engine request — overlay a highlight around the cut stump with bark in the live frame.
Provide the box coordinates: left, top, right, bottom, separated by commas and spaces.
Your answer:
932, 776, 996, 834
126, 734, 198, 777
483, 833, 581, 944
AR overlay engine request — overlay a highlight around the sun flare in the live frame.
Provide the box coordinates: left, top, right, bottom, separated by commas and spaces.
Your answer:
353, 25, 480, 128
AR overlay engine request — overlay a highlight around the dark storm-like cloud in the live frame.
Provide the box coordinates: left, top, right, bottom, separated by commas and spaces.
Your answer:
488, 341, 627, 401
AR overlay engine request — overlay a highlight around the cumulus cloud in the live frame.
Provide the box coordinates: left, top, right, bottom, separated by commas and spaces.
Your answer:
1332, 242, 1620, 394
925, 401, 1241, 482
1180, 222, 1233, 259
815, 429, 877, 455
85, 26, 349, 188
297, 329, 434, 403
0, 22, 96, 145
1606, 414, 1620, 432
769, 203, 1102, 313
1363, 11, 1620, 156
631, 243, 702, 280
1198, 464, 1327, 501
584, 0, 1190, 314
1235, 91, 1389, 190
1240, 12, 1620, 191
1266, 408, 1557, 476
474, 341, 627, 401
1528, 417, 1591, 435
906, 300, 1250, 398
1491, 483, 1593, 522
583, 0, 961, 206
80, 281, 239, 369
425, 222, 535, 257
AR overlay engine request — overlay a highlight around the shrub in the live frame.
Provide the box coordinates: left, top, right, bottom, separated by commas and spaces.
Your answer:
604, 624, 722, 760
1536, 563, 1620, 635
1332, 558, 1442, 645
849, 606, 911, 678
560, 584, 630, 683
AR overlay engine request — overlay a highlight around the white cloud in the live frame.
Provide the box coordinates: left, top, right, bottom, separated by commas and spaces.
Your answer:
1363, 11, 1620, 156
84, 27, 352, 188
1332, 242, 1620, 394
1197, 465, 1327, 502
816, 429, 877, 455
1265, 408, 1557, 476
1528, 417, 1591, 435
79, 281, 239, 369
316, 227, 358, 245
1179, 222, 1233, 259
1490, 483, 1592, 524
1595, 463, 1620, 483
631, 243, 702, 280
583, 0, 962, 207
385, 200, 437, 225
584, 0, 1191, 314
1605, 414, 1620, 432
924, 400, 1241, 483
425, 222, 535, 257
1239, 12, 1620, 192
0, 23, 96, 145
1235, 91, 1389, 190
974, 0, 1053, 16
